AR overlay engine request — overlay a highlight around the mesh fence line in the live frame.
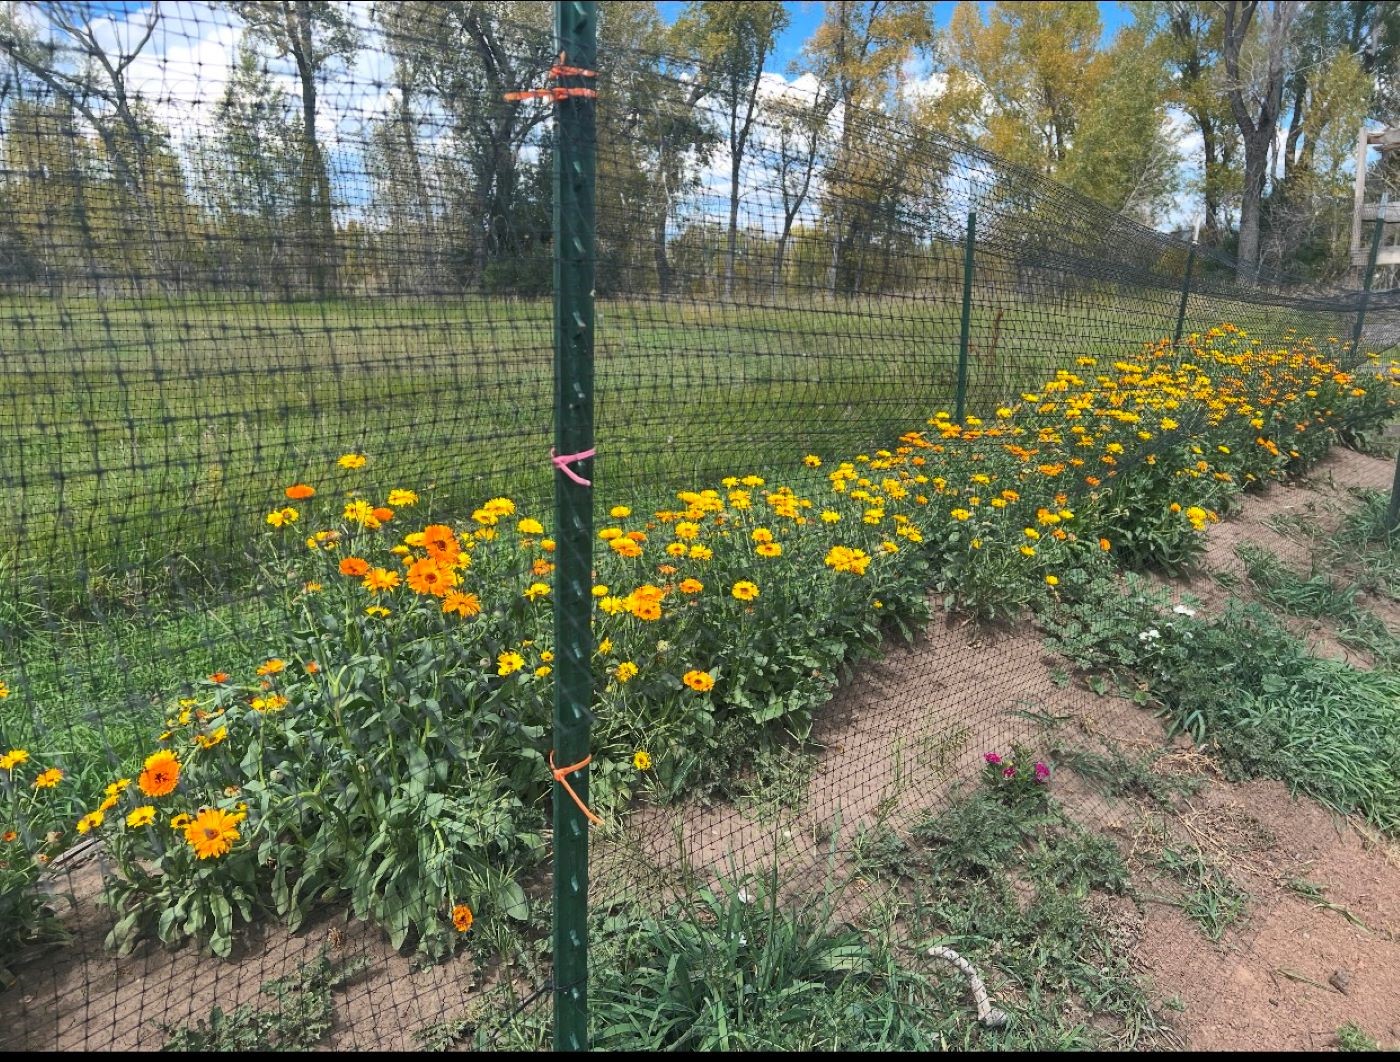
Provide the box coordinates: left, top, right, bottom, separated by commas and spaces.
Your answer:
0, 1, 1398, 1051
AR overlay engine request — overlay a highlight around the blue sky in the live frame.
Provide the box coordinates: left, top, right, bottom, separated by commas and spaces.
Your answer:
656, 1, 1133, 70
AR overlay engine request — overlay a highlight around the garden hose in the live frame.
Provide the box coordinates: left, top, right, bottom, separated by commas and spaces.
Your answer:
927, 945, 1010, 1028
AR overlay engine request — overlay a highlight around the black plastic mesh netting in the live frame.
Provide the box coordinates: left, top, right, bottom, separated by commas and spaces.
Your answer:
1, 2, 1398, 1053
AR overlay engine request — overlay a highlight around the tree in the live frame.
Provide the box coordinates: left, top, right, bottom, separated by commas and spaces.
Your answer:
800, 1, 933, 293
672, 2, 789, 298
232, 1, 360, 297
377, 2, 554, 291
1218, 0, 1300, 281
198, 41, 305, 292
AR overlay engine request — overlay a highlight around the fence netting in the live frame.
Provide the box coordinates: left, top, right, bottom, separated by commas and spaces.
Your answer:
1, 1, 1398, 1052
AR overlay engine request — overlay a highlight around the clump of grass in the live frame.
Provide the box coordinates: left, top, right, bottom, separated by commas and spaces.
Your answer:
1044, 575, 1400, 834
1053, 744, 1201, 810
1236, 543, 1358, 619
1152, 846, 1248, 942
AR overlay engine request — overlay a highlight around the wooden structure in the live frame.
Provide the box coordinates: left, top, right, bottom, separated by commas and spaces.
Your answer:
1351, 125, 1400, 275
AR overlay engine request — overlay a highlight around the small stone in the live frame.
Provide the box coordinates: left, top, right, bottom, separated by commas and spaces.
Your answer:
1329, 968, 1352, 994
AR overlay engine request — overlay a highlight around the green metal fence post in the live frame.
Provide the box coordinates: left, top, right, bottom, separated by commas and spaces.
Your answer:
1353, 191, 1388, 355
955, 210, 975, 424
1172, 240, 1196, 348
551, 0, 597, 1052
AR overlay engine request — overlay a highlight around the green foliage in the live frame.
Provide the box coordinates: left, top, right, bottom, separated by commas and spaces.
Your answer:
1338, 1022, 1382, 1052
160, 947, 367, 1051
1053, 744, 1200, 809
1044, 573, 1400, 833
1154, 846, 1248, 941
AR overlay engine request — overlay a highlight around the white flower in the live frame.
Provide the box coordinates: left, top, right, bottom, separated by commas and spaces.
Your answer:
1172, 605, 1197, 617
1138, 628, 1161, 642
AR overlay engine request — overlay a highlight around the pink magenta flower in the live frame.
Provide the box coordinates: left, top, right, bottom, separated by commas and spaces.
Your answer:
983, 752, 1002, 765
1002, 766, 1016, 779
1034, 762, 1050, 782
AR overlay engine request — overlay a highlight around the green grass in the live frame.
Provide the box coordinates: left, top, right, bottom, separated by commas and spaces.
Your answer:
1046, 575, 1400, 834
1152, 846, 1249, 942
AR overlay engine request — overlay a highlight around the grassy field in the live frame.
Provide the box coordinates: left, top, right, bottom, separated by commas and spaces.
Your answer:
0, 285, 1365, 771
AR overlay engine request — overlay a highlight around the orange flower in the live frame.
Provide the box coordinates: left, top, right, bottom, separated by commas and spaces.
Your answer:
339, 556, 370, 577
371, 506, 394, 523
138, 750, 181, 798
678, 578, 703, 594
285, 483, 316, 500
423, 524, 461, 562
1099, 538, 1112, 552
208, 672, 230, 685
442, 591, 482, 618
682, 670, 714, 692
406, 557, 458, 597
452, 903, 474, 933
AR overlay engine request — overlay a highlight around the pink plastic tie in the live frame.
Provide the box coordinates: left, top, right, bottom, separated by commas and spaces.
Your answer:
551, 447, 595, 487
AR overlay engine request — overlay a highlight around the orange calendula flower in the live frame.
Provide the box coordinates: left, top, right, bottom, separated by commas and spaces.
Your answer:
682, 670, 715, 692
452, 903, 474, 933
407, 557, 458, 597
184, 807, 241, 860
442, 591, 482, 618
339, 556, 370, 577
208, 672, 230, 685
285, 483, 316, 500
255, 658, 286, 677
138, 751, 180, 797
1099, 538, 1112, 552
678, 578, 703, 594
33, 768, 63, 789
423, 524, 461, 562
1, 748, 29, 770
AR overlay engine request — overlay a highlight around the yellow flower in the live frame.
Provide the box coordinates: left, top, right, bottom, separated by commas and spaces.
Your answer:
125, 805, 156, 828
688, 544, 713, 561
599, 595, 627, 615
0, 748, 30, 770
950, 508, 971, 521
755, 542, 782, 558
255, 658, 286, 677
76, 810, 104, 834
535, 666, 552, 678
751, 528, 775, 544
614, 661, 639, 683
170, 813, 194, 830
1020, 545, 1036, 557
524, 582, 551, 602
597, 637, 613, 655
365, 605, 391, 618
592, 584, 609, 597
610, 537, 643, 558
33, 767, 63, 789
679, 578, 704, 594
184, 807, 241, 859
337, 453, 367, 469
682, 670, 715, 692
803, 454, 822, 468
610, 505, 632, 519
517, 517, 545, 535
387, 489, 419, 507
632, 750, 652, 771
1045, 575, 1059, 587
820, 510, 841, 523
731, 581, 759, 602
497, 651, 526, 676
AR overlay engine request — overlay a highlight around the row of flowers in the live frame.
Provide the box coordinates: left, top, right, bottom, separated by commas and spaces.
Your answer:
2, 327, 1396, 962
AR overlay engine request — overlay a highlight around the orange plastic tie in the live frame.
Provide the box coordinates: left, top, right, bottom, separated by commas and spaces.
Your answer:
502, 55, 598, 104
550, 64, 597, 79
550, 750, 603, 827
